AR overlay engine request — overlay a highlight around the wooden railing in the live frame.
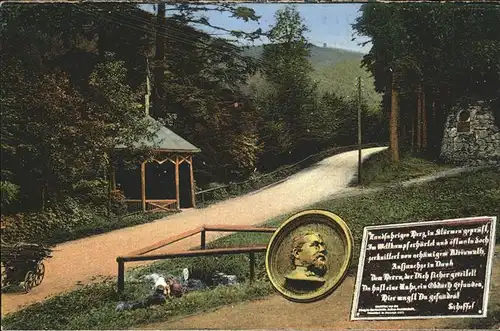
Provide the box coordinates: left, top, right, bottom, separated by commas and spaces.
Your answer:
116, 224, 277, 292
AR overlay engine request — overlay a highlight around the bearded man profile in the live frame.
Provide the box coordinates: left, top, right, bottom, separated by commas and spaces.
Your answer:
284, 232, 328, 289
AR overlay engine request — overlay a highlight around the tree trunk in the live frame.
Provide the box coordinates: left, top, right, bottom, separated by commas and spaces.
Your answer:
416, 88, 422, 152
411, 111, 415, 153
431, 93, 445, 159
390, 79, 400, 162
152, 2, 166, 118
41, 185, 46, 212
422, 89, 428, 152
97, 21, 106, 61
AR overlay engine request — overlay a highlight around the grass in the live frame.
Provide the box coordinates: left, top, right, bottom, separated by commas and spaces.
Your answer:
3, 167, 499, 330
357, 149, 454, 187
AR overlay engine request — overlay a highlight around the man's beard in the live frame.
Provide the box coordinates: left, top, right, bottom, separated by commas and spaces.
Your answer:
307, 255, 327, 276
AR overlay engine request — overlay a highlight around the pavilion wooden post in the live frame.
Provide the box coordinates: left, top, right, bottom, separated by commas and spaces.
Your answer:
141, 161, 146, 211
175, 155, 180, 209
108, 162, 117, 217
189, 155, 196, 207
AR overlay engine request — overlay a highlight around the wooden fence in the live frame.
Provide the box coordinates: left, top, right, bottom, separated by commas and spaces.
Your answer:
116, 224, 277, 292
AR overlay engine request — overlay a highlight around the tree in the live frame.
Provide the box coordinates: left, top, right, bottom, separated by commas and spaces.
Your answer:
1, 4, 155, 212
154, 17, 261, 182
353, 3, 500, 158
260, 5, 319, 160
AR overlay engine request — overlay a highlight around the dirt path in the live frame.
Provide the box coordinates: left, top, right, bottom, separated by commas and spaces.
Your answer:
143, 278, 450, 330
140, 245, 500, 330
1, 147, 386, 316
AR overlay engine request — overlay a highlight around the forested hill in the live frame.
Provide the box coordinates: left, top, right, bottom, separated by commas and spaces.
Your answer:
244, 45, 382, 111
242, 44, 364, 67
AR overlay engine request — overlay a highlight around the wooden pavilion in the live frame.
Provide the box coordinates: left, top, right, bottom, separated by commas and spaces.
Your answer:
114, 116, 200, 212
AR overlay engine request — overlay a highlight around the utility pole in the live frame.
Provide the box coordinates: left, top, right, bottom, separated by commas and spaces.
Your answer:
357, 76, 362, 185
390, 70, 400, 162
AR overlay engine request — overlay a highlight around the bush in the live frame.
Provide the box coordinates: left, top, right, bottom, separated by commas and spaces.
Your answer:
0, 180, 20, 210
72, 179, 108, 208
110, 190, 127, 216
1, 205, 91, 244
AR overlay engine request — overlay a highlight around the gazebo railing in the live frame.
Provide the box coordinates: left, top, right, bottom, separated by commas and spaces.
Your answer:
124, 199, 178, 213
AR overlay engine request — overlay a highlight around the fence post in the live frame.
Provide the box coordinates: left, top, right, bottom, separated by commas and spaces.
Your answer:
249, 252, 255, 284
202, 192, 205, 208
200, 228, 206, 249
117, 258, 125, 293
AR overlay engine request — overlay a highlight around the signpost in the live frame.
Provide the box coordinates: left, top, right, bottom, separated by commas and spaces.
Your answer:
351, 216, 497, 320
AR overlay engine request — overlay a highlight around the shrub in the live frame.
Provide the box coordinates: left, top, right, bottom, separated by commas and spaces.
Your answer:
1, 197, 174, 245
0, 180, 20, 210
72, 179, 108, 208
1, 209, 84, 244
110, 190, 127, 216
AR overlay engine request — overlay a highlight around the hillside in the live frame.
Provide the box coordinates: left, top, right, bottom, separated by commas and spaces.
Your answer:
313, 60, 382, 113
242, 44, 364, 67
243, 45, 382, 110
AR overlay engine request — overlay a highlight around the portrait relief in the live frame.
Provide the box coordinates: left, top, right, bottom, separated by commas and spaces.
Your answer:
266, 210, 353, 303
286, 232, 328, 282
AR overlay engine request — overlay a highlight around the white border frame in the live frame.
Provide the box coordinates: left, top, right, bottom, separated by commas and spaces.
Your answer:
350, 216, 497, 321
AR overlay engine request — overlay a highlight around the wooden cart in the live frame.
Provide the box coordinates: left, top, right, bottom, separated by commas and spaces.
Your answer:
1, 241, 52, 293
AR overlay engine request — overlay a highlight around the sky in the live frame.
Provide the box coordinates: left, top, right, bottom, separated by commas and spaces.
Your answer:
139, 3, 372, 54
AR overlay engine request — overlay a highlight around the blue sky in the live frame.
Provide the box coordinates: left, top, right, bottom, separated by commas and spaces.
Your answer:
139, 3, 371, 54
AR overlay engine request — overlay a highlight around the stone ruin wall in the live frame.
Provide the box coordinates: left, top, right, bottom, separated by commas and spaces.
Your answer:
440, 102, 500, 166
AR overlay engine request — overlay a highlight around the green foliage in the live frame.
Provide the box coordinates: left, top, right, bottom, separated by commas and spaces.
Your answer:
1, 200, 173, 246
110, 189, 127, 216
313, 59, 382, 113
357, 149, 453, 187
353, 3, 500, 156
72, 179, 108, 207
1, 200, 96, 245
257, 6, 322, 162
0, 180, 20, 210
157, 18, 261, 182
1, 5, 156, 213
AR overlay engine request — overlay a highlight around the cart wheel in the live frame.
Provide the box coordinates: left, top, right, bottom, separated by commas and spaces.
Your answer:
23, 271, 35, 293
34, 262, 45, 286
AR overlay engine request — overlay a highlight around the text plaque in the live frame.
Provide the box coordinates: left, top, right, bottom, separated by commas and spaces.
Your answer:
351, 216, 496, 320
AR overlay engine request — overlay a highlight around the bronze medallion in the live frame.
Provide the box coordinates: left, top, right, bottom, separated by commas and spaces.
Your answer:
266, 209, 353, 303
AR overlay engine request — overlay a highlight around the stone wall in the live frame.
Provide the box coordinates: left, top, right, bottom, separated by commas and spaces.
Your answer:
440, 101, 500, 166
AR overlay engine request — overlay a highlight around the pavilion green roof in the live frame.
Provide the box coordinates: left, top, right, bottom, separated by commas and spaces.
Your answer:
115, 115, 200, 153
